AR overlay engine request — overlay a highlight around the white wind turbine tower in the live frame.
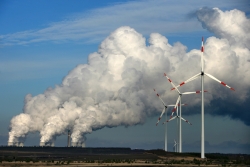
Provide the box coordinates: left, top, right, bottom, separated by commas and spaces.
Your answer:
163, 98, 192, 153
164, 73, 206, 153
163, 102, 183, 152
171, 37, 235, 158
173, 139, 177, 152
164, 104, 180, 152
153, 89, 186, 152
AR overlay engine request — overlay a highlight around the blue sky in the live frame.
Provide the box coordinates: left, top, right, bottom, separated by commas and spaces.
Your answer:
0, 0, 250, 153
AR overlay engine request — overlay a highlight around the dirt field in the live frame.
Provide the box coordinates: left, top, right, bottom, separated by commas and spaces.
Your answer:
0, 161, 242, 167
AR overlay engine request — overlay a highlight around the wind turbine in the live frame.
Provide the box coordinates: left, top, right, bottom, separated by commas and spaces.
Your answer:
153, 89, 174, 152
153, 89, 186, 152
163, 100, 192, 153
164, 73, 206, 153
173, 139, 177, 152
171, 37, 235, 158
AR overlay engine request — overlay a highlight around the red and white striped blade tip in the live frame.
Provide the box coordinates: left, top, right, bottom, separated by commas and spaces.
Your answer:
171, 82, 185, 90
153, 89, 160, 96
196, 90, 207, 93
162, 121, 168, 124
220, 82, 235, 91
164, 73, 169, 79
164, 73, 173, 83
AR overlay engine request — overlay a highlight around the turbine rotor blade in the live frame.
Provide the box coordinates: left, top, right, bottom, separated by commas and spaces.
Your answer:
171, 96, 180, 117
163, 116, 177, 124
164, 73, 180, 93
153, 89, 168, 106
180, 117, 192, 125
156, 107, 166, 126
205, 73, 235, 91
182, 91, 198, 95
167, 103, 187, 107
182, 90, 208, 95
171, 73, 201, 90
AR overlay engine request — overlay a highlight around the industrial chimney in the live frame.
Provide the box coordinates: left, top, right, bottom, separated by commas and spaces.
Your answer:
67, 130, 71, 147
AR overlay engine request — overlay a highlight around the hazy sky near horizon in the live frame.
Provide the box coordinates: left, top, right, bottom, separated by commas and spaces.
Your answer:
0, 0, 250, 154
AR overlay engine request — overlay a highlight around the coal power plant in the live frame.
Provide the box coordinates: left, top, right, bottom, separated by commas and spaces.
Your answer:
8, 141, 86, 148
8, 130, 86, 148
39, 141, 55, 147
6, 9, 250, 153
7, 142, 24, 147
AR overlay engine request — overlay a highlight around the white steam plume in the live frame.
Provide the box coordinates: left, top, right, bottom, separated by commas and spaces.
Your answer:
8, 7, 250, 145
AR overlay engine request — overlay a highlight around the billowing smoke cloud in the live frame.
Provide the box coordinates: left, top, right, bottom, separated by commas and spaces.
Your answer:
196, 7, 250, 46
195, 7, 250, 125
8, 7, 250, 145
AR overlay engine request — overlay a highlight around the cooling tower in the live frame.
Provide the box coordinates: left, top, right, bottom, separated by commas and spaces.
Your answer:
8, 142, 13, 146
40, 142, 45, 146
40, 141, 55, 147
50, 142, 54, 147
8, 142, 24, 147
71, 142, 77, 147
18, 142, 24, 147
71, 142, 85, 147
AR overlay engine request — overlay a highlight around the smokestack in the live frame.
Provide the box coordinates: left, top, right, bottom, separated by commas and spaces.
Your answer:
67, 130, 71, 147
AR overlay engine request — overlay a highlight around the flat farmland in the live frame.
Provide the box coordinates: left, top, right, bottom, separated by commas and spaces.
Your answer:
0, 147, 249, 166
